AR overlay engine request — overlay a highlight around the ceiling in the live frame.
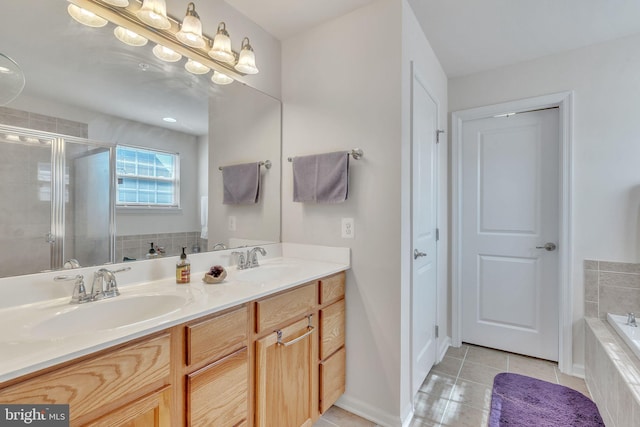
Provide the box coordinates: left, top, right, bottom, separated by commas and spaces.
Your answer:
227, 0, 640, 78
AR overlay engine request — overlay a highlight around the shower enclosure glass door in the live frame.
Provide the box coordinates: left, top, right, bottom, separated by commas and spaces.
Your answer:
0, 125, 114, 277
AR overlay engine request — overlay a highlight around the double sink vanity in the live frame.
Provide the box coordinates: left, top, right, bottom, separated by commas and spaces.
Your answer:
0, 243, 349, 426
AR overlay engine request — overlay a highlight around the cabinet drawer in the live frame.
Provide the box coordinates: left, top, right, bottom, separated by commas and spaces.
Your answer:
319, 347, 346, 414
0, 334, 171, 422
187, 305, 248, 366
255, 283, 316, 334
319, 272, 345, 305
188, 347, 248, 427
86, 386, 171, 427
320, 299, 345, 360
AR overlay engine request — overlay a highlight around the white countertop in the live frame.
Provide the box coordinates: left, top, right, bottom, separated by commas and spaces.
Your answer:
0, 244, 350, 383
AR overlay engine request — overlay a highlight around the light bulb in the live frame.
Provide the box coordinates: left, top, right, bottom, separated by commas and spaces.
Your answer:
176, 3, 205, 48
137, 0, 171, 30
211, 71, 233, 85
67, 4, 108, 28
209, 22, 235, 63
185, 59, 209, 75
152, 44, 182, 62
114, 27, 148, 47
235, 38, 259, 74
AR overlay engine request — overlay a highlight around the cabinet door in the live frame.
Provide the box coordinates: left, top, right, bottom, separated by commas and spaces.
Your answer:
86, 386, 171, 427
255, 316, 316, 427
188, 347, 248, 427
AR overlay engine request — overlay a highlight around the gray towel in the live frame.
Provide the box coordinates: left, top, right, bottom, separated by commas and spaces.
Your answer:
292, 151, 349, 203
222, 162, 260, 204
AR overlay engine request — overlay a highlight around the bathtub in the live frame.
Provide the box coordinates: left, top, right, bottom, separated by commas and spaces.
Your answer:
606, 313, 640, 360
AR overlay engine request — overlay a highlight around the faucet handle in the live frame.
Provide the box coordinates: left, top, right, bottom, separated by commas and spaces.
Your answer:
231, 251, 247, 270
55, 274, 88, 304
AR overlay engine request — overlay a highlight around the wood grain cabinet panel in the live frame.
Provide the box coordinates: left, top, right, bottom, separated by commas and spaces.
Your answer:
86, 386, 172, 427
255, 283, 316, 334
187, 305, 248, 366
255, 317, 315, 427
0, 334, 171, 423
319, 347, 346, 414
320, 299, 345, 360
188, 348, 248, 427
319, 272, 345, 305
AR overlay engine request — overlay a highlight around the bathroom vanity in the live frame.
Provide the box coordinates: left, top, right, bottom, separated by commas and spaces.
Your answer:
0, 246, 348, 426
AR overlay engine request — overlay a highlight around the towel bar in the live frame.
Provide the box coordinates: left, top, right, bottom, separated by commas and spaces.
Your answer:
287, 148, 363, 162
218, 160, 271, 171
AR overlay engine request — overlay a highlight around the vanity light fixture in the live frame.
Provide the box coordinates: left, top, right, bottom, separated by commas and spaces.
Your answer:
211, 71, 233, 85
152, 44, 182, 62
185, 59, 209, 75
176, 3, 205, 48
114, 26, 148, 46
66, 0, 261, 86
137, 0, 171, 30
235, 37, 259, 74
209, 22, 235, 63
67, 4, 108, 27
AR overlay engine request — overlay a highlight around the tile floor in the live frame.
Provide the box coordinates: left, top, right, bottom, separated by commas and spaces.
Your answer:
314, 343, 591, 427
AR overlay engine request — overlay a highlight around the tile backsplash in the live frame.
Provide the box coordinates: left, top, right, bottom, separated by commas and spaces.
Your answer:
116, 232, 206, 262
584, 260, 640, 318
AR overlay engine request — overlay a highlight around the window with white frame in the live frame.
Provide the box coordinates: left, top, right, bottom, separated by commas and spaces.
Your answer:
116, 145, 179, 208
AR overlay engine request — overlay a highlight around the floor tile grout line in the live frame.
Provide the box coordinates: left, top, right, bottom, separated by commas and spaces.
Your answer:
437, 345, 468, 426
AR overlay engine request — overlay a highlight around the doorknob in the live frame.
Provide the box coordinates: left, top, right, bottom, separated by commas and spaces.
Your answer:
536, 242, 557, 251
414, 249, 427, 259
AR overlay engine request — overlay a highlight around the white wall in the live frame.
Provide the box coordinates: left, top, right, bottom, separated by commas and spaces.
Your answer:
449, 32, 640, 371
282, 1, 447, 424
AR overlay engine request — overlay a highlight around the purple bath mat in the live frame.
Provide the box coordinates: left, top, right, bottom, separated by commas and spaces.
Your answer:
489, 373, 604, 427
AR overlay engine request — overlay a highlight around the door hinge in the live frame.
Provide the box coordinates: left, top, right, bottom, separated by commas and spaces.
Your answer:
435, 325, 439, 338
436, 228, 440, 242
436, 129, 445, 144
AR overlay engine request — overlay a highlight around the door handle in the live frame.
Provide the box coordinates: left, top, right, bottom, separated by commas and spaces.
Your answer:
414, 249, 427, 259
536, 242, 557, 251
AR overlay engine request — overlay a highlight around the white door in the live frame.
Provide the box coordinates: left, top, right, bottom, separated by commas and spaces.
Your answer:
461, 109, 559, 361
411, 70, 438, 398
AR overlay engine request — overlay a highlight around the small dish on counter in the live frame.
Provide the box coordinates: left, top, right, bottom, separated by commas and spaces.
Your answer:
202, 265, 227, 284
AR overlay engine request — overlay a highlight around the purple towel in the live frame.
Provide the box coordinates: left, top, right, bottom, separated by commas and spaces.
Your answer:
222, 162, 260, 204
292, 151, 349, 203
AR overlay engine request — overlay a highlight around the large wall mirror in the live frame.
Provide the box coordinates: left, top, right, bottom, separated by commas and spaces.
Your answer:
0, 0, 281, 277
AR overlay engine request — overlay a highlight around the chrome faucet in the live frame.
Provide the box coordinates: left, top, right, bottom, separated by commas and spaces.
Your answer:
56, 267, 130, 304
231, 251, 248, 270
247, 247, 267, 268
628, 312, 637, 327
55, 274, 92, 304
212, 242, 227, 250
231, 247, 266, 270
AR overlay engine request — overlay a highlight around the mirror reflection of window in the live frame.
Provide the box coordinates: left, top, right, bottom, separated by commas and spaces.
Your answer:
116, 145, 179, 208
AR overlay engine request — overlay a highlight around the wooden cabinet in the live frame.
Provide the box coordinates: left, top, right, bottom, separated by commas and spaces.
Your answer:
0, 333, 172, 426
0, 271, 347, 427
188, 348, 248, 427
86, 386, 172, 427
184, 305, 249, 427
255, 316, 317, 427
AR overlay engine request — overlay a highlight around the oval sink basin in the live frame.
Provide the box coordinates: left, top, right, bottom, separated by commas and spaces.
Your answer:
29, 294, 188, 339
233, 263, 301, 283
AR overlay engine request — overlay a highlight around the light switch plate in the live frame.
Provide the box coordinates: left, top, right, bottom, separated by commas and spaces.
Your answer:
228, 216, 236, 231
341, 218, 354, 239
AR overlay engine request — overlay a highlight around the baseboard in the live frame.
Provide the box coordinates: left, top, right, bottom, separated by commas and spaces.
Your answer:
335, 394, 402, 427
571, 363, 585, 379
438, 336, 452, 363
401, 402, 414, 427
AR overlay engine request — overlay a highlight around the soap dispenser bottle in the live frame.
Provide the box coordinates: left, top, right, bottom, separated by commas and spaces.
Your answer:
176, 247, 191, 284
146, 242, 158, 259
